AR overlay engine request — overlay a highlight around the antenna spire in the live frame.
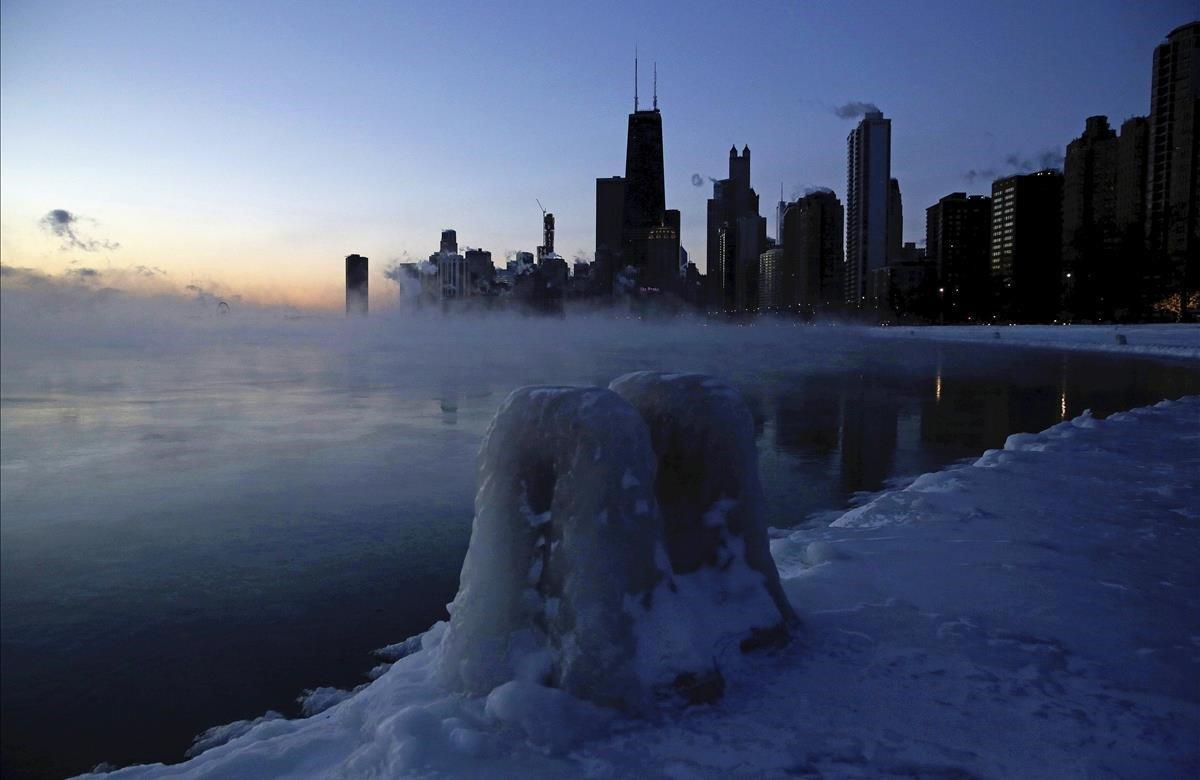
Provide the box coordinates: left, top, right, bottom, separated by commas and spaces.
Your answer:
634, 47, 639, 111
653, 61, 658, 110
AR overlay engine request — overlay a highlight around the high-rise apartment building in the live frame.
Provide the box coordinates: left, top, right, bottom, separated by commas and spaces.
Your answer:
1061, 116, 1119, 319
926, 193, 992, 322
1061, 114, 1152, 319
990, 170, 1063, 322
780, 190, 844, 311
1146, 22, 1198, 318
845, 110, 893, 306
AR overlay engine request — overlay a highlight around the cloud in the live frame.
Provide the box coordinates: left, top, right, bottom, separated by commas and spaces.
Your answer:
833, 101, 879, 120
38, 209, 121, 252
964, 148, 1064, 183
691, 174, 721, 187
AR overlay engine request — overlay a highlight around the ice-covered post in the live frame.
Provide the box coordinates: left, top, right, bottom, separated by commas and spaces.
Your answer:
609, 372, 797, 633
437, 386, 669, 710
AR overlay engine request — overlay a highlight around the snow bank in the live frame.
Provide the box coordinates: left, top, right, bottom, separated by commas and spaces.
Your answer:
89, 395, 1199, 778
870, 323, 1200, 360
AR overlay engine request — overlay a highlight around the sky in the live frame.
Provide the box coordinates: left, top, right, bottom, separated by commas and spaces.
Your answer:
1, 0, 1195, 309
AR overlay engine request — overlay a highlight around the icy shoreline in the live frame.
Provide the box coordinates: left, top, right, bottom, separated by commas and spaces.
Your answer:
92, 396, 1200, 779
868, 323, 1200, 360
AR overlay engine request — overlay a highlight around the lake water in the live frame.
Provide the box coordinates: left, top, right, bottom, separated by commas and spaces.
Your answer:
2, 316, 1197, 777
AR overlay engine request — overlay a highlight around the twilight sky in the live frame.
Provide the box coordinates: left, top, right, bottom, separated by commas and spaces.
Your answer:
1, 0, 1194, 309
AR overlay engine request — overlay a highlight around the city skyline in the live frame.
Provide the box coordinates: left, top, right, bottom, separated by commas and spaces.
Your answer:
1, 1, 1194, 309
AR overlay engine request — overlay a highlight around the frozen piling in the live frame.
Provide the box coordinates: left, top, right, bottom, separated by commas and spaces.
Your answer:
438, 376, 793, 711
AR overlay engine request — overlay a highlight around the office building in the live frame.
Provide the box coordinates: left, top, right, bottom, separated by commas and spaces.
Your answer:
594, 176, 625, 293
708, 145, 767, 311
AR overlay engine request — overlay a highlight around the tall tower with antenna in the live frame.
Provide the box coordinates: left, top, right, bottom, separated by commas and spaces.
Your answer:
597, 52, 678, 295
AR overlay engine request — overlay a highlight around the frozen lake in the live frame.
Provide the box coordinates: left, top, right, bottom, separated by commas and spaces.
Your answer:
2, 312, 1197, 777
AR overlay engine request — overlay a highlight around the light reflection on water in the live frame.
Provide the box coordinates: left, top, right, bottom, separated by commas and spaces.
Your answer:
1, 331, 1197, 777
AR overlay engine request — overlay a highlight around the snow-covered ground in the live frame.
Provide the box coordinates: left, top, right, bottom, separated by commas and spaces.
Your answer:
91, 395, 1200, 779
870, 323, 1200, 360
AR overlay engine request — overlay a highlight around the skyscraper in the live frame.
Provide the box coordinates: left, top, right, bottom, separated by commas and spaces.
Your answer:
990, 170, 1063, 322
926, 193, 991, 322
780, 190, 844, 312
845, 110, 893, 306
537, 211, 555, 262
618, 62, 679, 293
440, 229, 458, 255
707, 145, 766, 312
888, 178, 904, 264
1146, 22, 1198, 319
1061, 116, 1119, 319
594, 176, 625, 293
595, 61, 679, 295
345, 254, 368, 316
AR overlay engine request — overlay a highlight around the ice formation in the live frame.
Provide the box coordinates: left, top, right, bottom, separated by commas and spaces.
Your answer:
436, 386, 671, 710
609, 371, 796, 630
438, 377, 795, 711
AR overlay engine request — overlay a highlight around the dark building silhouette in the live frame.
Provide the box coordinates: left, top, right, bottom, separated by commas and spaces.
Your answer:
1146, 22, 1199, 320
440, 229, 458, 255
594, 176, 625, 293
887, 178, 904, 263
595, 61, 680, 296
1061, 116, 1119, 319
1060, 115, 1152, 320
845, 110, 893, 307
868, 245, 934, 321
779, 190, 844, 312
990, 170, 1063, 322
926, 193, 992, 322
708, 145, 766, 312
464, 248, 495, 294
345, 254, 368, 316
617, 63, 680, 294
757, 246, 785, 310
537, 211, 555, 262
1112, 116, 1152, 318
